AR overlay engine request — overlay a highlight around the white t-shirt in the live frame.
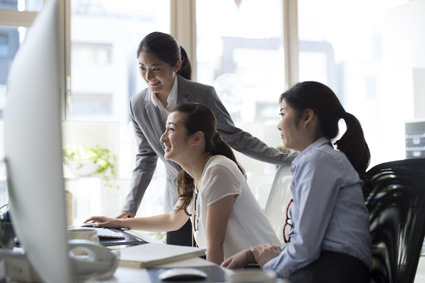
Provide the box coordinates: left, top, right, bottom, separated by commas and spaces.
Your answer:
190, 155, 280, 259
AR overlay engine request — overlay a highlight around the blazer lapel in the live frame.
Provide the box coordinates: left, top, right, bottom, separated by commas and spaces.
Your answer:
145, 102, 165, 140
176, 75, 191, 103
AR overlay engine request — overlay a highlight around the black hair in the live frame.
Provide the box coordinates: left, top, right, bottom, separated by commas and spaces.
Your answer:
137, 31, 192, 80
280, 81, 371, 198
171, 102, 245, 215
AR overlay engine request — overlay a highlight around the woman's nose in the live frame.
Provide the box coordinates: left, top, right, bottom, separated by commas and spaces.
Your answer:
160, 131, 167, 142
145, 69, 153, 81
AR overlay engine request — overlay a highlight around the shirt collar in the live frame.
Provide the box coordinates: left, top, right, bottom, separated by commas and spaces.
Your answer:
149, 76, 178, 112
292, 137, 332, 167
167, 75, 178, 111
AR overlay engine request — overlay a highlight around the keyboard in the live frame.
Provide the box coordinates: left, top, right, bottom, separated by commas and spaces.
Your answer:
91, 227, 125, 239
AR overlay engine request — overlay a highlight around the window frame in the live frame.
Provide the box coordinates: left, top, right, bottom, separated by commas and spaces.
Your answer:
1, 0, 294, 120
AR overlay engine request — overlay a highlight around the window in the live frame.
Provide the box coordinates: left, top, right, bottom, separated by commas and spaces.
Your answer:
298, 0, 414, 166
0, 0, 40, 119
68, 0, 170, 123
196, 0, 285, 207
67, 0, 171, 222
2, 0, 424, 219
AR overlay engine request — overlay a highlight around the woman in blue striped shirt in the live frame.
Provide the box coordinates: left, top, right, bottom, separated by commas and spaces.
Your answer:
222, 81, 372, 283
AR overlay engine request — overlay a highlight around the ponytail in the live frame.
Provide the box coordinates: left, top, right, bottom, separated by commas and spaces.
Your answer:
334, 112, 371, 198
177, 47, 192, 80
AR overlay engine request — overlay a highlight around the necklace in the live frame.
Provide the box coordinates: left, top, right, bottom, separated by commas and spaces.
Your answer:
191, 189, 200, 247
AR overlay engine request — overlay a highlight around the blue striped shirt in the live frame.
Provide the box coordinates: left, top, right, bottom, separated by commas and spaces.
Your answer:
263, 137, 372, 278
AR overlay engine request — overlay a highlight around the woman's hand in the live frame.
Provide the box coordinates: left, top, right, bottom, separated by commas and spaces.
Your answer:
221, 249, 255, 269
116, 211, 135, 219
250, 244, 281, 268
84, 216, 123, 228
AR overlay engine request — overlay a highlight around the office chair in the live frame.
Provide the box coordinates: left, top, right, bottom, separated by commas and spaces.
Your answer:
264, 165, 293, 245
366, 158, 425, 283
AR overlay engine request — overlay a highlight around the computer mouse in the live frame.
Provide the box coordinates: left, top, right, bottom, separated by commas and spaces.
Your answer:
81, 222, 95, 227
159, 268, 207, 281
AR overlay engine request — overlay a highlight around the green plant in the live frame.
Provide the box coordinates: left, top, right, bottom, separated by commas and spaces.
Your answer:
63, 145, 118, 189
276, 145, 292, 154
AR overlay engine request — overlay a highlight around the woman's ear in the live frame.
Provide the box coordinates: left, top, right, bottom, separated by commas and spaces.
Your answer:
174, 60, 182, 73
192, 131, 204, 145
303, 108, 315, 127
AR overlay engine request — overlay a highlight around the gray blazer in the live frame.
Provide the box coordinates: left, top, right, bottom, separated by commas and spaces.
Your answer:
122, 75, 295, 213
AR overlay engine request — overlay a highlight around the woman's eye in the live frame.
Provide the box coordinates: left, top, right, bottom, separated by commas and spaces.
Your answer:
153, 68, 160, 71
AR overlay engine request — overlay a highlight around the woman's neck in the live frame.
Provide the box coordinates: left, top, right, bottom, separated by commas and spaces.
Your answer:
155, 92, 169, 108
181, 153, 213, 192
155, 76, 175, 107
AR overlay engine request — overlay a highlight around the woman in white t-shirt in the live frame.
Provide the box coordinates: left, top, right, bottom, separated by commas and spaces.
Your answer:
85, 102, 279, 265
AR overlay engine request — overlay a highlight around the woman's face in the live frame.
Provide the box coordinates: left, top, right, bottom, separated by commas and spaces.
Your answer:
138, 52, 181, 97
160, 111, 191, 163
277, 99, 304, 151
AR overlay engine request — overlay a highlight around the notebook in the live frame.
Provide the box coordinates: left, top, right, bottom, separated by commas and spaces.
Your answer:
118, 243, 206, 268
98, 228, 147, 247
74, 225, 146, 247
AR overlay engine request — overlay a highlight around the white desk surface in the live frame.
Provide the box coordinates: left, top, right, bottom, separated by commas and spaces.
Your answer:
100, 229, 288, 283
110, 257, 227, 283
115, 253, 425, 283
112, 230, 425, 283
110, 251, 425, 283
99, 230, 233, 283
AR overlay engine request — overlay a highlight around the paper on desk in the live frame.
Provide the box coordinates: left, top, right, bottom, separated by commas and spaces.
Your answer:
118, 243, 206, 268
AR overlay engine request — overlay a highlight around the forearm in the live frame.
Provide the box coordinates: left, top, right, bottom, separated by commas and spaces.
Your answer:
121, 213, 184, 232
206, 242, 225, 265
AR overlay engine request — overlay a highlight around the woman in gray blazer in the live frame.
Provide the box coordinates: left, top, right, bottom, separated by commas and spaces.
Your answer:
118, 31, 295, 246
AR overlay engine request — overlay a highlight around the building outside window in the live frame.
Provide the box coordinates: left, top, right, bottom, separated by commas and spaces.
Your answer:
1, 0, 424, 222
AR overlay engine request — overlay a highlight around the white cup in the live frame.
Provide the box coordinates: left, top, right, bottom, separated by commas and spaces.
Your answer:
68, 228, 99, 244
227, 270, 276, 283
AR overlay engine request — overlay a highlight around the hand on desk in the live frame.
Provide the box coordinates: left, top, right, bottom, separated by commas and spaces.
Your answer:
221, 243, 281, 269
84, 216, 125, 229
116, 211, 135, 219
250, 244, 281, 268
221, 249, 255, 269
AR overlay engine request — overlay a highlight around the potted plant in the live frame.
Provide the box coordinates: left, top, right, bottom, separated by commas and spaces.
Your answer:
276, 145, 291, 154
63, 145, 118, 189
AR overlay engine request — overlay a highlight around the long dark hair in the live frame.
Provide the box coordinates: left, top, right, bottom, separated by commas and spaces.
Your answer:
172, 102, 245, 215
280, 81, 371, 197
136, 31, 192, 80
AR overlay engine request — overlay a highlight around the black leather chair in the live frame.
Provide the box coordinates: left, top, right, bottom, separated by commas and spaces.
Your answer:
366, 158, 425, 283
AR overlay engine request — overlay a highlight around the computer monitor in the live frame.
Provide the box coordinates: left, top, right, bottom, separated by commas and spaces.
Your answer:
3, 0, 74, 282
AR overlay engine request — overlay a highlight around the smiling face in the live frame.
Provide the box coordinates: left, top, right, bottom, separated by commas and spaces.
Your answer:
160, 111, 191, 164
138, 52, 181, 97
277, 99, 304, 151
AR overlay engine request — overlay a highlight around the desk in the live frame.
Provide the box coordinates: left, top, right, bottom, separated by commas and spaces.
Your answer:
111, 257, 225, 283
97, 230, 229, 283
99, 230, 288, 283
4, 230, 285, 283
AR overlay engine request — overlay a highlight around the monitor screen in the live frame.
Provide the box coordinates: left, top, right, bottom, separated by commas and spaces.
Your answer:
3, 0, 74, 281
